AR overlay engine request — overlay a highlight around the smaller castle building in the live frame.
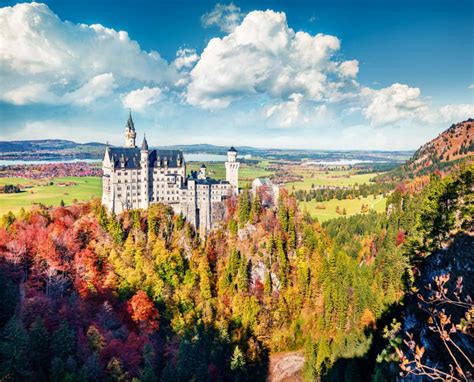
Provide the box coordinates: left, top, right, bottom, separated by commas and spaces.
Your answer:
102, 113, 239, 235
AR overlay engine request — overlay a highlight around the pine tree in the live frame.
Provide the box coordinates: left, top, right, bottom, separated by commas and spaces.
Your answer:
140, 343, 156, 382
230, 345, 246, 371
50, 357, 66, 382
249, 191, 262, 222
199, 256, 213, 301
106, 357, 129, 382
97, 205, 109, 230
264, 270, 272, 294
237, 259, 249, 293
78, 353, 103, 382
238, 190, 251, 226
29, 317, 50, 372
86, 325, 105, 353
0, 316, 31, 380
0, 271, 19, 328
51, 320, 76, 361
107, 213, 123, 244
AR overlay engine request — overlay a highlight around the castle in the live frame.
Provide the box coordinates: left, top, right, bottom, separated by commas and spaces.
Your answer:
102, 113, 239, 235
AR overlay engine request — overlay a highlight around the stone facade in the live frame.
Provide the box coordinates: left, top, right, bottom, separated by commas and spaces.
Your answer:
102, 113, 239, 235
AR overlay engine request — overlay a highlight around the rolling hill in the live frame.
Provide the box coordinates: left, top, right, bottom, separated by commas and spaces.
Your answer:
378, 119, 474, 181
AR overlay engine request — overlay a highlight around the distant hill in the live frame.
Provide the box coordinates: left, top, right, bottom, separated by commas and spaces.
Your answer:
0, 139, 105, 152
377, 119, 474, 181
0, 139, 107, 161
0, 139, 412, 163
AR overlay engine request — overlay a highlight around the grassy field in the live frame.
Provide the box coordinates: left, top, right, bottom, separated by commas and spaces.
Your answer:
286, 169, 376, 191
299, 195, 386, 222
0, 176, 102, 217
187, 160, 273, 187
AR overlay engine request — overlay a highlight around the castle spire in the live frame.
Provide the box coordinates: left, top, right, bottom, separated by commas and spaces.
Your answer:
141, 134, 148, 151
126, 109, 135, 132
124, 111, 137, 147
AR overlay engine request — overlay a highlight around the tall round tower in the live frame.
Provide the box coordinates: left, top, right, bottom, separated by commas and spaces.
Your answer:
124, 111, 136, 147
225, 146, 239, 193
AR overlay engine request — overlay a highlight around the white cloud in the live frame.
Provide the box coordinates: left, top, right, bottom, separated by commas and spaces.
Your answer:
174, 48, 199, 70
468, 84, 474, 89
2, 73, 117, 106
201, 3, 243, 33
338, 60, 359, 78
0, 2, 176, 106
66, 73, 117, 106
265, 93, 330, 128
425, 104, 474, 124
362, 83, 426, 126
122, 86, 162, 111
3, 83, 52, 105
187, 10, 356, 109
361, 83, 474, 127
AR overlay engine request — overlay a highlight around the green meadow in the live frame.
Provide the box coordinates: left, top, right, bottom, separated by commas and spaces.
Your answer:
286, 169, 376, 191
0, 176, 102, 217
284, 168, 386, 221
299, 195, 387, 222
186, 160, 273, 187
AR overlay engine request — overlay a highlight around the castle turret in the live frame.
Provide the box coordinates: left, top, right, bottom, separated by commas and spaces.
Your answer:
198, 163, 207, 179
140, 135, 150, 209
225, 146, 239, 194
125, 111, 136, 147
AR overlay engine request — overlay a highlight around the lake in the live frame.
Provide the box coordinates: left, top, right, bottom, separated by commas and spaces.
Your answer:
0, 153, 246, 166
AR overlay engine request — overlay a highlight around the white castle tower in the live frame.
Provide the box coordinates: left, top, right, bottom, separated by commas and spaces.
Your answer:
225, 146, 239, 194
139, 135, 149, 210
124, 111, 136, 147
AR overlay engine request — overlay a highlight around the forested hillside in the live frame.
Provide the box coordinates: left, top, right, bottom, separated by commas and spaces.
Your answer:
378, 119, 474, 182
0, 165, 472, 381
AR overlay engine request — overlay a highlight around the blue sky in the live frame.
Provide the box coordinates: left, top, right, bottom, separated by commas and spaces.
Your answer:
0, 0, 473, 149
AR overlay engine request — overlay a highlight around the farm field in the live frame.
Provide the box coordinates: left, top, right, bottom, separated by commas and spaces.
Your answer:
187, 160, 273, 187
0, 176, 102, 216
286, 169, 376, 191
299, 195, 387, 222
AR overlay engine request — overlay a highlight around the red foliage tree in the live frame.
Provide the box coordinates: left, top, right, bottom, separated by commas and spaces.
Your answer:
127, 290, 159, 333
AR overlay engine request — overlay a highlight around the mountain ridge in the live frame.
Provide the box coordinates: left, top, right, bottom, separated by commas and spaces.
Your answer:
377, 119, 474, 181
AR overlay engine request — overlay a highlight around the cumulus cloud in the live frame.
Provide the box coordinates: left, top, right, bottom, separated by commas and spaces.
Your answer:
187, 10, 356, 109
362, 83, 426, 126
201, 3, 243, 33
67, 73, 117, 106
425, 104, 474, 124
174, 48, 199, 70
122, 86, 162, 111
2, 72, 117, 106
265, 93, 330, 128
338, 60, 359, 78
362, 83, 473, 127
0, 2, 176, 106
